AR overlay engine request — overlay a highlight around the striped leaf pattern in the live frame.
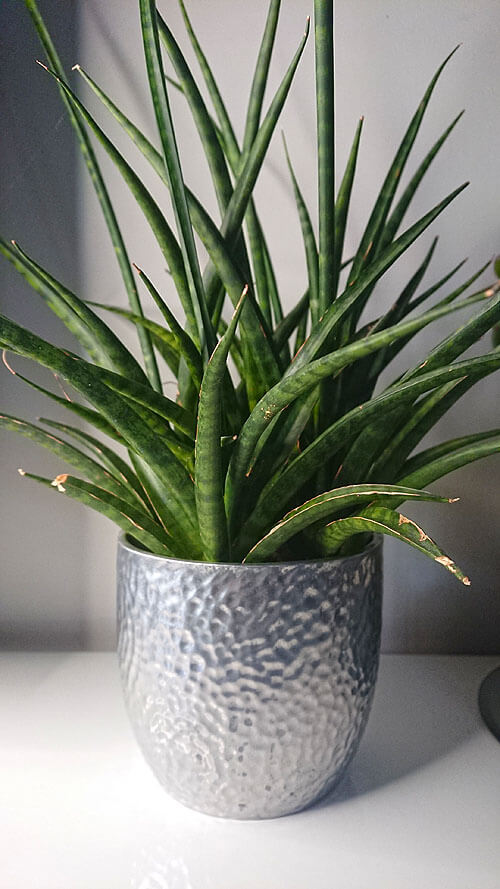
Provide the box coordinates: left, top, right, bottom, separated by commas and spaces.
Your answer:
0, 0, 498, 585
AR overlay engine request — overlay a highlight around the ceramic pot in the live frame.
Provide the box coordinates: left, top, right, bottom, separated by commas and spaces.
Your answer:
117, 534, 382, 819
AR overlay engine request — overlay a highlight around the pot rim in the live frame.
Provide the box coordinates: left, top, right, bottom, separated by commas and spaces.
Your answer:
118, 532, 382, 571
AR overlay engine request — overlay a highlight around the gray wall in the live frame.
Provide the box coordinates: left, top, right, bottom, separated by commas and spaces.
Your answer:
1, 0, 499, 652
0, 0, 86, 649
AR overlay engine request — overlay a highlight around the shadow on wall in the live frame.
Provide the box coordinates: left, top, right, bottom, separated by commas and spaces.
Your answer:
0, 1, 86, 650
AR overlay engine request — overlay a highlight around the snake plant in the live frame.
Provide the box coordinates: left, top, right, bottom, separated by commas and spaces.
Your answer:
2, 0, 500, 583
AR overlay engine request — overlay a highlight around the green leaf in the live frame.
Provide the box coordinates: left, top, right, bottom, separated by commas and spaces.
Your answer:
177, 0, 241, 165
186, 191, 282, 402
195, 288, 247, 561
226, 285, 489, 517
314, 0, 334, 316
217, 317, 244, 379
333, 116, 363, 301
157, 11, 233, 216
282, 135, 319, 321
372, 238, 438, 337
0, 413, 139, 506
231, 388, 320, 544
19, 470, 172, 555
313, 505, 470, 586
290, 182, 468, 373
381, 110, 465, 249
95, 368, 195, 439
39, 417, 151, 511
139, 0, 215, 354
25, 0, 160, 389
293, 308, 308, 355
348, 46, 460, 285
237, 351, 500, 552
0, 237, 103, 365
130, 266, 203, 389
407, 256, 470, 312
86, 300, 181, 362
1, 358, 125, 444
243, 483, 455, 561
273, 291, 309, 352
262, 227, 286, 327
237, 0, 283, 330
343, 379, 461, 486
399, 284, 500, 384
37, 63, 198, 341
242, 0, 282, 154
244, 206, 272, 330
338, 237, 439, 418
373, 345, 500, 484
127, 452, 201, 559
203, 19, 310, 306
160, 7, 285, 375
70, 65, 277, 402
378, 258, 480, 356
358, 260, 491, 396
176, 0, 272, 357
158, 17, 259, 371
398, 431, 500, 486
5, 238, 150, 384
0, 313, 200, 549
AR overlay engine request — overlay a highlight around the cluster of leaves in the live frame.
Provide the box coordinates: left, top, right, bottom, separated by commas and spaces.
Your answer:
1, 0, 500, 582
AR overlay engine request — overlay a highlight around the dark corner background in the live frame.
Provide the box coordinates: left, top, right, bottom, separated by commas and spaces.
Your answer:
1, 0, 87, 649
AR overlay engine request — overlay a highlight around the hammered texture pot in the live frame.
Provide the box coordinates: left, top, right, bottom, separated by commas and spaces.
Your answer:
117, 534, 383, 819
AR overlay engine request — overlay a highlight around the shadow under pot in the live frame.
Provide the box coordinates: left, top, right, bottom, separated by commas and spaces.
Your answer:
116, 533, 383, 819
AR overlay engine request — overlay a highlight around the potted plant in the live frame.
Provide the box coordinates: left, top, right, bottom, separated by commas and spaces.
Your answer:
1, 0, 499, 818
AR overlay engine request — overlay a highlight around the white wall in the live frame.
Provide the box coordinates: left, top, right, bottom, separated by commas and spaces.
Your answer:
1, 0, 499, 652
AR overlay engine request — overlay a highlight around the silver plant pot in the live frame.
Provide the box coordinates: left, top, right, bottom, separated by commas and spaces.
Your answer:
117, 534, 383, 819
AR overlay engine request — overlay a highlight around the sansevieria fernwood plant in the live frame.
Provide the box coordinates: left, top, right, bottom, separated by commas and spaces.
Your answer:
2, 0, 500, 582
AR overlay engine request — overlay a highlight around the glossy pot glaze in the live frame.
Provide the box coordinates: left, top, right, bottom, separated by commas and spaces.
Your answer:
117, 535, 382, 819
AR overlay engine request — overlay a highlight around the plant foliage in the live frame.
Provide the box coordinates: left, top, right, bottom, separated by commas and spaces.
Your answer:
2, 0, 500, 582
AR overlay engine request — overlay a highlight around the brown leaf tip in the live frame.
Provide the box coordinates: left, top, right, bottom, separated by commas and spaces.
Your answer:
18, 468, 26, 476
51, 473, 68, 493
2, 351, 16, 375
463, 576, 471, 586
72, 64, 81, 72
35, 60, 49, 71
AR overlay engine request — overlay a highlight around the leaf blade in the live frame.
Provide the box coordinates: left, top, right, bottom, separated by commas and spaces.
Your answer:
139, 0, 215, 353
314, 506, 470, 585
25, 0, 160, 388
195, 288, 247, 561
19, 470, 172, 555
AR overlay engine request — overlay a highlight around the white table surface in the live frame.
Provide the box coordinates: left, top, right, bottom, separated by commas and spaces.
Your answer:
1, 653, 499, 889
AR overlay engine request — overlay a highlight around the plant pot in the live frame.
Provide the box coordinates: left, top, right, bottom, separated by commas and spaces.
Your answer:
117, 533, 383, 819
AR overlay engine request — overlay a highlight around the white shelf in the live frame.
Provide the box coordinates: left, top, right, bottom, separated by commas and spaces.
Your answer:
1, 653, 499, 889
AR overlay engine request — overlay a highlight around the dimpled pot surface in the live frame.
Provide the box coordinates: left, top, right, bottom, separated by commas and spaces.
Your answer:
117, 535, 382, 819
